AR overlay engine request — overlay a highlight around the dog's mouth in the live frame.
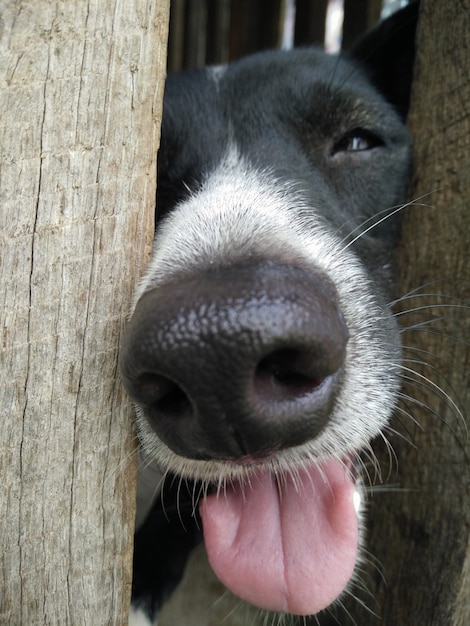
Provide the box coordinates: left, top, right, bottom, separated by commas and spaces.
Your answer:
161, 455, 360, 617
201, 457, 359, 616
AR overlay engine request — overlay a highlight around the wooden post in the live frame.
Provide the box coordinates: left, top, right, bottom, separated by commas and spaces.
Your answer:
346, 2, 470, 624
0, 1, 169, 623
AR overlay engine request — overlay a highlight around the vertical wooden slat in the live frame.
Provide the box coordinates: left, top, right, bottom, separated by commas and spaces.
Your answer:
341, 2, 470, 623
0, 1, 170, 623
343, 0, 382, 49
168, 0, 187, 72
206, 0, 232, 65
229, 0, 283, 60
184, 0, 209, 69
295, 0, 329, 48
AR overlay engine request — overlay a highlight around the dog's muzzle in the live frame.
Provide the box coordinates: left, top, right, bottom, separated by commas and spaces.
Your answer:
122, 262, 360, 616
120, 263, 349, 461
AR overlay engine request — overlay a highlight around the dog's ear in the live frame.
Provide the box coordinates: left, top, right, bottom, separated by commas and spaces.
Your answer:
347, 1, 420, 118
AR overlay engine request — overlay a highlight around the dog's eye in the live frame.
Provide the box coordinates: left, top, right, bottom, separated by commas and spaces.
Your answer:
332, 129, 383, 154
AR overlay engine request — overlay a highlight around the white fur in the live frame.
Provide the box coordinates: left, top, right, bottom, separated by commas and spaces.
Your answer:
128, 605, 155, 626
207, 64, 227, 84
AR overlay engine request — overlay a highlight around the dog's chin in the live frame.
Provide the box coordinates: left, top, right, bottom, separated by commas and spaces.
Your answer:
138, 424, 363, 618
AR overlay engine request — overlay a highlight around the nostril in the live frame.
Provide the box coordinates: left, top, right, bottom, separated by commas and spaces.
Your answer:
255, 349, 325, 402
132, 373, 193, 420
157, 384, 193, 420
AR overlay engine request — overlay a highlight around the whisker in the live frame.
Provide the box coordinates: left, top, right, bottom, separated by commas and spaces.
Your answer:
358, 446, 380, 488
401, 354, 467, 422
390, 280, 469, 307
373, 430, 399, 481
159, 471, 177, 523
395, 302, 469, 324
382, 409, 420, 447
401, 342, 465, 371
398, 364, 467, 437
340, 193, 435, 251
400, 325, 470, 351
337, 585, 379, 622
335, 202, 403, 245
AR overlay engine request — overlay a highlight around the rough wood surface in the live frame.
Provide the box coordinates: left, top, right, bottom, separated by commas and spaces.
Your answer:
0, 1, 169, 623
347, 1, 470, 623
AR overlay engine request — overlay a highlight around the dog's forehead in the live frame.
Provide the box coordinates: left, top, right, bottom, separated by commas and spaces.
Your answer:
160, 49, 399, 177
222, 48, 363, 92
164, 49, 378, 116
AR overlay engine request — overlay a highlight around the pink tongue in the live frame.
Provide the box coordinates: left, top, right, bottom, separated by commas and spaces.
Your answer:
200, 460, 358, 615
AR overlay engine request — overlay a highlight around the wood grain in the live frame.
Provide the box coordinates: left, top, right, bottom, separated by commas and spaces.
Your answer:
348, 2, 470, 623
0, 1, 169, 623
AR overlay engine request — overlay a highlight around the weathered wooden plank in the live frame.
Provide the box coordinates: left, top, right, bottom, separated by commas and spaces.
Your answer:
0, 1, 170, 623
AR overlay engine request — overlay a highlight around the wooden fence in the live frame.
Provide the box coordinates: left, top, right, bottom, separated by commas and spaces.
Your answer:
166, 0, 389, 72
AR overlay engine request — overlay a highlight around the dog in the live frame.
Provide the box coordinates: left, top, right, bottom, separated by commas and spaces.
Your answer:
121, 5, 419, 625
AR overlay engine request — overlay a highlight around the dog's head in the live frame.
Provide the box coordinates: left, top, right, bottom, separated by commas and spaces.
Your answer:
122, 4, 418, 621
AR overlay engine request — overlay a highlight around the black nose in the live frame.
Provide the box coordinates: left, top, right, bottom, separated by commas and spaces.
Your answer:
119, 264, 349, 460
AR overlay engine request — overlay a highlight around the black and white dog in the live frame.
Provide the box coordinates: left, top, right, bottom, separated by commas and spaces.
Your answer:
122, 5, 419, 625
